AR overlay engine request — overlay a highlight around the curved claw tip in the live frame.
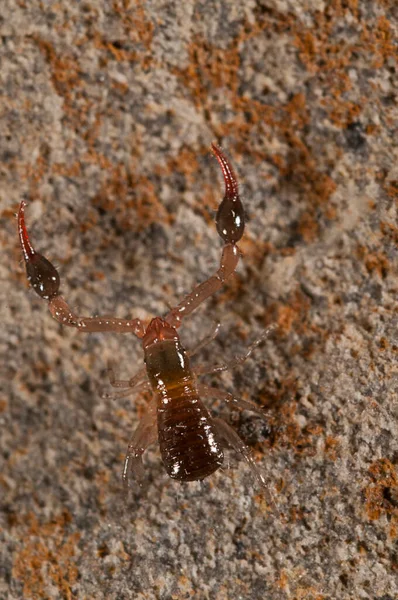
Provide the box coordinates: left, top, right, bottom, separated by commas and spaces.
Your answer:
211, 142, 239, 199
18, 200, 35, 261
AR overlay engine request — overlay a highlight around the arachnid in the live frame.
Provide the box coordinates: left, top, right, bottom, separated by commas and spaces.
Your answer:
18, 144, 274, 500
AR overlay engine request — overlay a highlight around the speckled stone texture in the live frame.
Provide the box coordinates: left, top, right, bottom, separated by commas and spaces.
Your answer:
0, 1, 397, 599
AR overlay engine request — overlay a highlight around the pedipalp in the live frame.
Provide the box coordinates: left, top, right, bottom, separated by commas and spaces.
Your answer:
18, 201, 145, 338
165, 143, 245, 329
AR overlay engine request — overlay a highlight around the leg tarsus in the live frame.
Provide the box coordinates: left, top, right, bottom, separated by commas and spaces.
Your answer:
213, 417, 276, 509
103, 364, 148, 400
198, 384, 270, 421
107, 362, 147, 389
195, 324, 277, 376
122, 399, 157, 489
107, 362, 131, 388
188, 321, 221, 357
101, 381, 150, 401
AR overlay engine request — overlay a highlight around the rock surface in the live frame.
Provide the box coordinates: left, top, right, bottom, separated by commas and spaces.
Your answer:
0, 1, 397, 599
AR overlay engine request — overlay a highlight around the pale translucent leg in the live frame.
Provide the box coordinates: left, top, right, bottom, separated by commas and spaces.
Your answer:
197, 384, 270, 421
195, 324, 276, 376
107, 363, 147, 389
102, 363, 148, 400
102, 380, 150, 401
122, 398, 158, 488
213, 417, 276, 509
188, 321, 221, 357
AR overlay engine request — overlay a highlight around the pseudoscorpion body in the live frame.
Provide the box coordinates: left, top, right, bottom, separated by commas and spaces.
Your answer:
18, 144, 275, 503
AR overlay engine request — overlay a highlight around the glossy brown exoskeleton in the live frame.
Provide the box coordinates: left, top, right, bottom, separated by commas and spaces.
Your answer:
18, 144, 274, 501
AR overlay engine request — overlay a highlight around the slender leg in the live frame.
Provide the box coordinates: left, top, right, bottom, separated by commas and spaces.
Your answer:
165, 144, 245, 329
213, 417, 276, 509
107, 363, 147, 389
122, 398, 158, 488
107, 365, 131, 389
188, 321, 221, 357
198, 384, 270, 421
102, 380, 150, 401
195, 324, 276, 376
103, 363, 149, 399
18, 201, 145, 337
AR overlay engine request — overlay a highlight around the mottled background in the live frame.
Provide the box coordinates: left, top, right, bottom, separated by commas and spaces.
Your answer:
0, 1, 397, 599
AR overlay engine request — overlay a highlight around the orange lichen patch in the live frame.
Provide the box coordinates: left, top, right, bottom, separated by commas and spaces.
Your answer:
364, 459, 398, 537
324, 436, 340, 461
112, 0, 154, 51
327, 100, 363, 127
356, 245, 390, 278
278, 136, 337, 209
32, 36, 82, 97
25, 153, 50, 186
276, 401, 322, 456
276, 569, 289, 590
255, 363, 322, 455
378, 336, 389, 351
296, 211, 320, 243
294, 25, 354, 75
295, 589, 328, 600
369, 458, 398, 489
1, 207, 17, 219
93, 32, 138, 64
233, 94, 336, 216
275, 289, 313, 337
93, 9, 154, 70
227, 96, 337, 225
32, 35, 99, 140
380, 221, 398, 245
173, 35, 240, 109
276, 569, 328, 598
361, 16, 397, 68
153, 144, 202, 191
81, 149, 113, 171
0, 399, 7, 413
291, 6, 390, 127
12, 511, 80, 600
281, 93, 310, 130
91, 163, 172, 232
52, 161, 82, 178
240, 236, 274, 269
383, 179, 398, 200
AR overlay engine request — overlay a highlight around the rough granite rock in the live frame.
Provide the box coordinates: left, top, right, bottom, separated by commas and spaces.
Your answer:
0, 1, 397, 599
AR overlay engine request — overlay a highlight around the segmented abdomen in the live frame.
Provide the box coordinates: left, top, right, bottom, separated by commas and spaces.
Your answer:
157, 388, 224, 482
